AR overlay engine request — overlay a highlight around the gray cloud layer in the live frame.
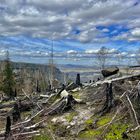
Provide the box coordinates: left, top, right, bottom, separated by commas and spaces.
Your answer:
0, 0, 140, 42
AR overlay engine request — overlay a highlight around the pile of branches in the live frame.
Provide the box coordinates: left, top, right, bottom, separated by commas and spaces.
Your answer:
0, 85, 79, 140
92, 73, 140, 139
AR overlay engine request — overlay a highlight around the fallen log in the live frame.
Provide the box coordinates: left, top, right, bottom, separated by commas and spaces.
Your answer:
92, 73, 140, 87
22, 89, 41, 109
45, 94, 77, 115
24, 120, 44, 131
13, 130, 40, 138
0, 102, 15, 109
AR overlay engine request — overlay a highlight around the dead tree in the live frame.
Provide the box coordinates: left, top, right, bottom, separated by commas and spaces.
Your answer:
5, 116, 12, 140
57, 84, 66, 96
14, 89, 17, 98
65, 95, 77, 110
36, 80, 41, 93
96, 46, 109, 70
100, 82, 114, 115
47, 95, 77, 115
12, 103, 21, 123
76, 73, 81, 86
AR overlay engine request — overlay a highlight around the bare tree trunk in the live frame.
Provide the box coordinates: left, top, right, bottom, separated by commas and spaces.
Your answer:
101, 82, 114, 115
76, 73, 81, 86
4, 116, 13, 140
12, 103, 21, 123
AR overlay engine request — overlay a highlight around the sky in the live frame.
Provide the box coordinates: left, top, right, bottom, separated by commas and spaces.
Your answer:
0, 0, 140, 66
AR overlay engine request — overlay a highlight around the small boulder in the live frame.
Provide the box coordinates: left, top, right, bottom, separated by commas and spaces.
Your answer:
101, 67, 119, 77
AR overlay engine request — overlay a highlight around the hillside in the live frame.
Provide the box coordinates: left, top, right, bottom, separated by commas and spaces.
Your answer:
0, 68, 140, 140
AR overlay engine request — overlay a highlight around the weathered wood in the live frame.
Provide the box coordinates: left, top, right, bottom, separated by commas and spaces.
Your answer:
12, 103, 21, 123
22, 89, 41, 109
100, 82, 114, 115
91, 73, 140, 87
4, 116, 12, 140
76, 73, 81, 86
126, 95, 139, 126
36, 80, 41, 93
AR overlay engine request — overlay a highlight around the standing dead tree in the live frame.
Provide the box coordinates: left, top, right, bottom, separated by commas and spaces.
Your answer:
36, 80, 41, 93
96, 46, 109, 70
4, 116, 12, 140
76, 73, 81, 86
12, 103, 21, 123
100, 82, 114, 115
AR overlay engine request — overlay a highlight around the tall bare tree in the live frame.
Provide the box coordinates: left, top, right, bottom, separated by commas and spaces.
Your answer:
96, 46, 109, 69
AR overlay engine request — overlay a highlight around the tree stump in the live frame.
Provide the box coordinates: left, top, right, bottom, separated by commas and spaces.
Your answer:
5, 116, 13, 140
12, 102, 21, 123
76, 73, 81, 86
100, 82, 114, 115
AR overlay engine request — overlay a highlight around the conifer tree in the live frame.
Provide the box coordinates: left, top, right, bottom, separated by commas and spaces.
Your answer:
2, 51, 15, 98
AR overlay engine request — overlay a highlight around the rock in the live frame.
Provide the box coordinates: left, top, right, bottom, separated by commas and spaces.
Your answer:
61, 90, 69, 98
101, 67, 119, 77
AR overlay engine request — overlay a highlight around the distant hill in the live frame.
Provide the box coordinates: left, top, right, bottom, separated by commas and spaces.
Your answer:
0, 61, 64, 83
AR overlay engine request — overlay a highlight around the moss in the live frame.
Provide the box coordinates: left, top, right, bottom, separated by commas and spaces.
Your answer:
48, 122, 69, 137
65, 112, 78, 122
78, 129, 100, 139
105, 123, 129, 140
97, 116, 111, 126
85, 118, 93, 126
72, 91, 81, 99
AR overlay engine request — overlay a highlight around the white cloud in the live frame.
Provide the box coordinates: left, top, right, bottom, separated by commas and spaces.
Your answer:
0, 0, 139, 43
85, 49, 99, 54
102, 28, 109, 32
131, 28, 140, 37
67, 50, 78, 54
108, 48, 117, 53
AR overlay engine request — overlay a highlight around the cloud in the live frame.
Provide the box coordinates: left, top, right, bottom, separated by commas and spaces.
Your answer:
0, 0, 140, 65
0, 0, 139, 41
85, 49, 99, 54
67, 50, 77, 54
102, 28, 109, 32
131, 28, 140, 37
